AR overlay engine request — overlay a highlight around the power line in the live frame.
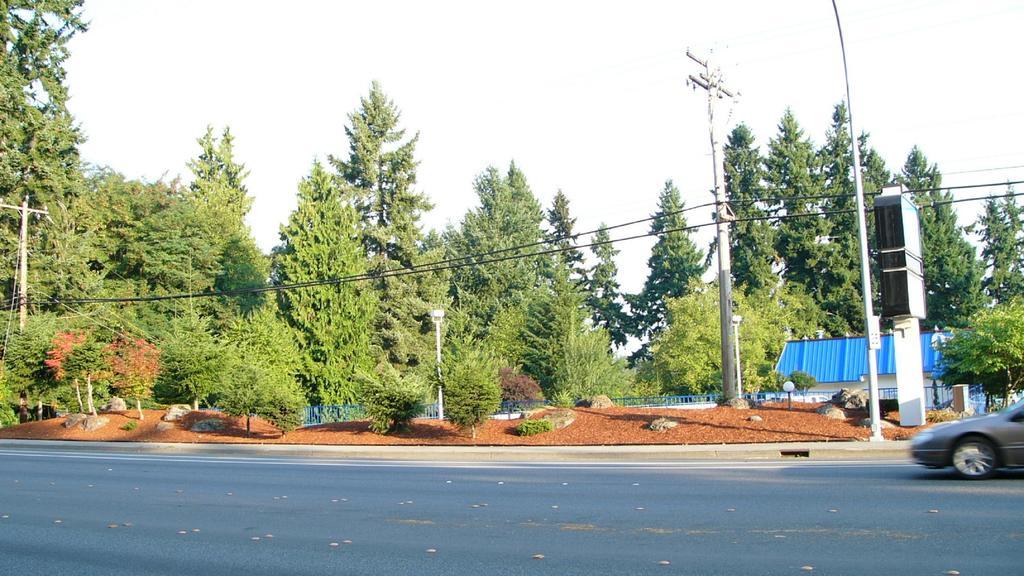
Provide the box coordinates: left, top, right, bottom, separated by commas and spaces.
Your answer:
10, 187, 1024, 310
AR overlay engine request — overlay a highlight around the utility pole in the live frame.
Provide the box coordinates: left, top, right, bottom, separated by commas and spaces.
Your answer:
687, 49, 739, 401
1, 197, 48, 330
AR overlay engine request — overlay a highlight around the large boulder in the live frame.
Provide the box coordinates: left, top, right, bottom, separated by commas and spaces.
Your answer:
648, 417, 678, 432
190, 418, 227, 432
155, 421, 176, 432
63, 413, 88, 429
816, 404, 847, 420
100, 397, 127, 412
81, 415, 109, 432
721, 397, 751, 410
163, 405, 191, 422
576, 395, 614, 409
830, 388, 869, 410
541, 410, 576, 430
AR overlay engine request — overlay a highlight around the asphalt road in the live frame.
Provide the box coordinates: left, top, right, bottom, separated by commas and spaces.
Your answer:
0, 448, 1020, 576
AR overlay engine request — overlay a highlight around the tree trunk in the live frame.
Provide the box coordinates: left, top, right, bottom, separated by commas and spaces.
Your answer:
36, 400, 42, 421
86, 375, 96, 416
73, 379, 83, 413
193, 399, 199, 411
246, 415, 251, 435
18, 393, 28, 423
137, 398, 144, 421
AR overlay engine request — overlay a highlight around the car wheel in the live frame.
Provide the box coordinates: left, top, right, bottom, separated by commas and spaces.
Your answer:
952, 437, 998, 480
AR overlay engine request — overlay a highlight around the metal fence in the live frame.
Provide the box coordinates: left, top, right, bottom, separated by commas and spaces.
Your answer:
302, 385, 988, 427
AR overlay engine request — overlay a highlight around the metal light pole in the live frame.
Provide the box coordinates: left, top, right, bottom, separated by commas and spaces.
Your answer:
732, 315, 743, 398
430, 309, 445, 420
831, 0, 884, 441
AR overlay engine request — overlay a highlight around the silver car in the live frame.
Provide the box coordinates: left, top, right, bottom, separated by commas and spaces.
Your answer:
911, 397, 1024, 479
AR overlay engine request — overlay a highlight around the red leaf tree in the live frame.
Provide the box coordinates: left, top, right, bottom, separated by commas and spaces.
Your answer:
44, 331, 88, 413
106, 336, 160, 420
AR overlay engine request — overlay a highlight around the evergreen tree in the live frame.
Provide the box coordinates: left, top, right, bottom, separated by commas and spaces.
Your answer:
545, 190, 586, 283
187, 126, 268, 324
975, 190, 1024, 304
522, 267, 586, 391
815, 103, 864, 334
629, 180, 705, 361
764, 110, 827, 315
1, 1, 87, 305
446, 163, 547, 336
898, 147, 984, 327
154, 312, 223, 410
330, 81, 445, 370
272, 162, 376, 405
586, 225, 627, 348
724, 123, 777, 294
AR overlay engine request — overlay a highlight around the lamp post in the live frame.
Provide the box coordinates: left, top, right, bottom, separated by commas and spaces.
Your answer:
430, 309, 445, 420
731, 315, 743, 398
783, 380, 795, 411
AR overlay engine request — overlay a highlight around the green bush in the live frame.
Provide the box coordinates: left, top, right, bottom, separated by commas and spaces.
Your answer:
217, 363, 307, 434
358, 365, 425, 434
119, 420, 138, 431
0, 405, 18, 428
516, 419, 554, 436
443, 347, 502, 438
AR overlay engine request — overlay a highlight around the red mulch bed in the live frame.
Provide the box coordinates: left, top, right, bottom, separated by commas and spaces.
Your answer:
0, 402, 920, 446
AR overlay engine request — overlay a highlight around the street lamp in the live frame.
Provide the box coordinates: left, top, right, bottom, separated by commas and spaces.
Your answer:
430, 309, 445, 421
783, 380, 796, 411
731, 315, 743, 398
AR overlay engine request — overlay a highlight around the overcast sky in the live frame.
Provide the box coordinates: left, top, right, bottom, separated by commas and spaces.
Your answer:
64, 0, 1024, 294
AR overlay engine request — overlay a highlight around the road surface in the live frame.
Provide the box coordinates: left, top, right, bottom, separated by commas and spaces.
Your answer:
0, 448, 1020, 575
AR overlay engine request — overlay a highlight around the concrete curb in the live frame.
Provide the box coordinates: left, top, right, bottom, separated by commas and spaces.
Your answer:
0, 438, 911, 462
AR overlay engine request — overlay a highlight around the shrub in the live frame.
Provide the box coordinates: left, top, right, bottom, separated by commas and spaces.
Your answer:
358, 365, 425, 434
787, 370, 817, 391
120, 420, 138, 431
517, 419, 554, 436
0, 405, 19, 428
443, 347, 502, 438
217, 363, 307, 434
926, 409, 961, 423
499, 368, 542, 403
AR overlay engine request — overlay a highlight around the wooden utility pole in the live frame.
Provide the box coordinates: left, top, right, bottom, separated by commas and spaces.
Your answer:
1, 197, 48, 330
687, 49, 740, 401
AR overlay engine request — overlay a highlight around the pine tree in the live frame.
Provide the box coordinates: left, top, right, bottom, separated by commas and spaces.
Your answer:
545, 190, 586, 283
330, 82, 445, 370
272, 162, 376, 405
976, 190, 1024, 305
899, 147, 984, 327
446, 163, 547, 336
815, 103, 864, 334
1, 1, 87, 305
765, 110, 828, 316
187, 126, 268, 324
586, 225, 627, 348
522, 267, 587, 391
629, 180, 705, 361
724, 123, 776, 294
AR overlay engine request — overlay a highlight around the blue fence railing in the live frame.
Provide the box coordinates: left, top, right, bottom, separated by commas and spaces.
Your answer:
302, 385, 988, 427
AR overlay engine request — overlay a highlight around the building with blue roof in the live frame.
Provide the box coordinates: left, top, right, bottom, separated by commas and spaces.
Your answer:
776, 330, 950, 390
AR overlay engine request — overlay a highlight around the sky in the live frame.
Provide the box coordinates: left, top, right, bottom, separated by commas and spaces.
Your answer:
63, 0, 1024, 295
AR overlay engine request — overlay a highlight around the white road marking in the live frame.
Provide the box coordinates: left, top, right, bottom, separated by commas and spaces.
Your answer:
0, 448, 915, 471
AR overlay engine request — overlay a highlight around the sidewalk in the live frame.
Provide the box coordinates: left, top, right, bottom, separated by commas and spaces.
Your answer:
0, 438, 911, 462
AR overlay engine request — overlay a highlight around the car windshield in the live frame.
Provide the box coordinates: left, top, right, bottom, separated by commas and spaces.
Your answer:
1001, 396, 1024, 413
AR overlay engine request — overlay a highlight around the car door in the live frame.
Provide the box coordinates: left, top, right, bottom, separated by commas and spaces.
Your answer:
1003, 407, 1024, 466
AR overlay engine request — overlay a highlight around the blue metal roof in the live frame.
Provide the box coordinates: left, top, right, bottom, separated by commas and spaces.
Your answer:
776, 331, 949, 383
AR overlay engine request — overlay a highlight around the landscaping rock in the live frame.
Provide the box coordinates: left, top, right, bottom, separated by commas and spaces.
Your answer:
830, 388, 869, 410
856, 418, 896, 429
721, 397, 751, 410
190, 418, 227, 432
648, 417, 678, 432
747, 415, 764, 422
541, 410, 576, 430
101, 396, 127, 412
63, 413, 87, 429
81, 416, 109, 432
155, 421, 176, 432
816, 404, 847, 420
163, 405, 191, 422
576, 395, 614, 409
